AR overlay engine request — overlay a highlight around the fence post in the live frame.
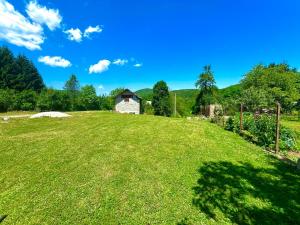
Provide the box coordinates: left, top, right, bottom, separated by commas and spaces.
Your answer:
275, 102, 281, 154
240, 103, 243, 131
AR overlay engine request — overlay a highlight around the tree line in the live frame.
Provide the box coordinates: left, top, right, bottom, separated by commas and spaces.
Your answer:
0, 46, 121, 112
0, 45, 299, 116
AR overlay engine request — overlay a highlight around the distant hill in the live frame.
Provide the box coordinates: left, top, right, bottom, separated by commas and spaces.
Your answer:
135, 88, 153, 100
136, 84, 241, 101
218, 84, 242, 99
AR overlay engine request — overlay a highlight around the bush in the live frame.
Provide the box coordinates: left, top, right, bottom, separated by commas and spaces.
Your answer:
11, 90, 37, 111
225, 113, 297, 151
0, 89, 12, 112
37, 89, 71, 111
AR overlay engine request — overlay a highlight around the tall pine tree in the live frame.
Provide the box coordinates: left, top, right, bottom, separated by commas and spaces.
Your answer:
0, 46, 45, 92
0, 46, 16, 89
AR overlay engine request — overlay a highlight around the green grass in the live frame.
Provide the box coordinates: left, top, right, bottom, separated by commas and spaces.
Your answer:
0, 111, 36, 116
0, 112, 299, 224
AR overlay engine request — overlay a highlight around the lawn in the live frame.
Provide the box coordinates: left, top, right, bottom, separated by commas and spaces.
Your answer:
0, 112, 299, 224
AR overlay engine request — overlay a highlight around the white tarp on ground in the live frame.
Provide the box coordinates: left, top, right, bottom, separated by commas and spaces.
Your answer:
30, 112, 71, 119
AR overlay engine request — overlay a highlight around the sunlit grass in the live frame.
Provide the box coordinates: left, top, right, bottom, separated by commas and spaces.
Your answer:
0, 112, 299, 224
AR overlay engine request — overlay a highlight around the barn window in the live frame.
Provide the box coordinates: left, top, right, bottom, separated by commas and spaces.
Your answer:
122, 95, 132, 102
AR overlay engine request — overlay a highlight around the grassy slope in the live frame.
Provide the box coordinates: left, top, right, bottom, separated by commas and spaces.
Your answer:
0, 112, 299, 224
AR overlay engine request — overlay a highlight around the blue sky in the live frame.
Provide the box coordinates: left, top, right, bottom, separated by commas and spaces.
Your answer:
1, 0, 300, 94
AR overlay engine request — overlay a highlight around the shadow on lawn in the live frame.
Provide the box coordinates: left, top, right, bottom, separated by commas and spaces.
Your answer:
192, 160, 300, 225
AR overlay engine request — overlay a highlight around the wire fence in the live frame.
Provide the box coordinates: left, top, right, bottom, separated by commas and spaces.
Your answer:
211, 102, 298, 154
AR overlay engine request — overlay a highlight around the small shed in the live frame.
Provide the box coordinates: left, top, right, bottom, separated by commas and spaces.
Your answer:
115, 89, 142, 114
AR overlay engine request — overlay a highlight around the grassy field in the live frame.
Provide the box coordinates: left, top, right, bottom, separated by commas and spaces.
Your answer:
0, 112, 299, 224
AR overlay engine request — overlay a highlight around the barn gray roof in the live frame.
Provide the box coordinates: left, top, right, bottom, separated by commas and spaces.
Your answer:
116, 89, 142, 100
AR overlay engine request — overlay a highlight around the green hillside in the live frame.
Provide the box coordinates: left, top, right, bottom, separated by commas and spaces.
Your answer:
0, 112, 299, 224
136, 84, 242, 115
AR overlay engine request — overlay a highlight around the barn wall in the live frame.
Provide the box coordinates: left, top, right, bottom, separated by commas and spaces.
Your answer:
115, 95, 140, 114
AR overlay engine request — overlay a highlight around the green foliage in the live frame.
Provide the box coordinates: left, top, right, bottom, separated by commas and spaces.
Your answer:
78, 85, 99, 110
241, 63, 300, 112
218, 84, 241, 115
98, 95, 113, 110
193, 65, 218, 114
109, 88, 126, 98
225, 113, 297, 151
37, 89, 71, 111
64, 74, 80, 110
143, 101, 154, 114
11, 90, 37, 111
152, 81, 171, 116
0, 89, 12, 112
63, 74, 80, 92
0, 47, 45, 92
135, 88, 153, 100
0, 47, 16, 89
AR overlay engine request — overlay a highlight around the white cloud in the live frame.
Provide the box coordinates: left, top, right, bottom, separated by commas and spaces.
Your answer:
64, 28, 82, 42
98, 85, 104, 90
38, 56, 72, 68
26, 1, 62, 31
84, 25, 102, 38
65, 25, 102, 42
89, 59, 111, 74
113, 59, 128, 66
0, 0, 44, 50
134, 63, 143, 68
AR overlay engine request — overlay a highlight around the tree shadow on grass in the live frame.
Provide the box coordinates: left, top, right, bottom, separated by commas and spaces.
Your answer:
192, 160, 300, 225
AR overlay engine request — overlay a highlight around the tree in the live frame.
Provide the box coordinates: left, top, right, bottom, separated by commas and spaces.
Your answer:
78, 85, 99, 110
13, 55, 45, 92
64, 74, 80, 92
0, 47, 45, 92
107, 88, 126, 110
64, 74, 80, 110
0, 89, 12, 112
0, 46, 15, 89
98, 95, 112, 110
37, 89, 71, 111
11, 90, 38, 111
152, 81, 171, 116
193, 65, 218, 114
241, 63, 300, 112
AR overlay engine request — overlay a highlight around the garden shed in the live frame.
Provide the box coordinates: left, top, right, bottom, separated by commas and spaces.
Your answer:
115, 89, 142, 114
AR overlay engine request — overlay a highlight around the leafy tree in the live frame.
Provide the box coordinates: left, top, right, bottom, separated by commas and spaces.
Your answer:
11, 90, 37, 111
78, 85, 99, 110
98, 95, 112, 110
64, 74, 80, 110
37, 89, 71, 111
107, 88, 126, 110
241, 63, 300, 112
110, 88, 125, 98
193, 65, 218, 114
0, 89, 12, 112
152, 81, 171, 116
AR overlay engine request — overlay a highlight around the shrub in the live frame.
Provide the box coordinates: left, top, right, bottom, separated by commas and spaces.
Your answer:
11, 90, 37, 111
225, 113, 297, 151
225, 117, 234, 131
37, 89, 71, 111
0, 89, 12, 112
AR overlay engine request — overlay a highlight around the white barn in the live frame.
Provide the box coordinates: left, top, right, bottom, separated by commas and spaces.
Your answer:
115, 89, 142, 114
